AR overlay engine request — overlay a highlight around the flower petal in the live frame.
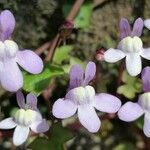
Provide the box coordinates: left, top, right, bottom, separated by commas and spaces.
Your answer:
119, 18, 131, 39
26, 93, 37, 110
69, 64, 84, 89
104, 48, 125, 63
0, 10, 15, 41
0, 59, 23, 92
16, 50, 43, 74
125, 53, 142, 76
30, 119, 49, 133
0, 117, 16, 129
83, 61, 96, 86
141, 67, 150, 92
143, 112, 150, 137
52, 98, 77, 119
118, 102, 144, 122
131, 18, 143, 37
13, 126, 29, 146
16, 91, 25, 109
94, 93, 121, 113
78, 105, 101, 133
141, 48, 150, 60
144, 19, 150, 30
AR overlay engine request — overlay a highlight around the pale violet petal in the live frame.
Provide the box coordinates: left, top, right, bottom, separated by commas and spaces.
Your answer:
104, 48, 125, 63
118, 102, 144, 122
144, 19, 150, 30
30, 119, 49, 133
94, 93, 121, 113
141, 48, 150, 60
78, 104, 101, 133
26, 93, 37, 110
69, 64, 84, 89
143, 112, 150, 137
131, 18, 143, 37
0, 117, 16, 129
83, 61, 96, 86
141, 67, 150, 92
13, 126, 30, 146
16, 50, 43, 74
0, 10, 15, 41
0, 59, 23, 92
16, 91, 25, 109
125, 53, 142, 76
52, 98, 77, 119
119, 18, 131, 39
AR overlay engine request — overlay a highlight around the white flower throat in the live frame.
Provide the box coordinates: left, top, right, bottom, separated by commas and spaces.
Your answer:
118, 36, 143, 53
139, 92, 150, 111
14, 109, 38, 126
67, 85, 95, 105
0, 40, 18, 59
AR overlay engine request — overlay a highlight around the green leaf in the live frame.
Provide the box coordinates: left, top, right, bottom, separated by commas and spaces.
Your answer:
117, 71, 142, 99
29, 123, 74, 150
53, 45, 73, 64
62, 2, 92, 29
23, 63, 65, 95
74, 2, 92, 28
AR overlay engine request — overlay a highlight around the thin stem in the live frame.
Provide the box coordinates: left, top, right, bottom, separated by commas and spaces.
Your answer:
45, 0, 85, 61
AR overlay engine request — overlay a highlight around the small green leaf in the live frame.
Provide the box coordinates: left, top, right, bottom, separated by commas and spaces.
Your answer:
117, 71, 142, 99
53, 45, 73, 64
62, 2, 92, 29
29, 123, 74, 150
23, 63, 65, 95
74, 2, 92, 28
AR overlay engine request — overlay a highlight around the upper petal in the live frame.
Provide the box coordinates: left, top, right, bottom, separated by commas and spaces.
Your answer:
0, 10, 15, 41
78, 104, 101, 133
16, 91, 25, 109
16, 50, 43, 74
0, 117, 16, 129
119, 18, 131, 39
143, 112, 150, 137
30, 119, 49, 133
52, 98, 77, 119
125, 53, 142, 76
83, 61, 96, 86
144, 19, 150, 30
118, 102, 144, 122
94, 93, 121, 113
69, 64, 84, 89
26, 93, 37, 110
141, 67, 150, 92
131, 18, 143, 37
104, 48, 125, 63
13, 126, 30, 146
0, 59, 23, 92
141, 48, 150, 60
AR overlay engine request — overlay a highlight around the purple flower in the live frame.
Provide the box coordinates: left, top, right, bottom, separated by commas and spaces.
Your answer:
118, 67, 150, 137
104, 18, 150, 76
0, 10, 43, 92
0, 91, 49, 146
52, 62, 121, 133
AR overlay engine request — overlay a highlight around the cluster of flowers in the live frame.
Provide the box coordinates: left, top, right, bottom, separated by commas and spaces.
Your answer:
0, 9, 150, 146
